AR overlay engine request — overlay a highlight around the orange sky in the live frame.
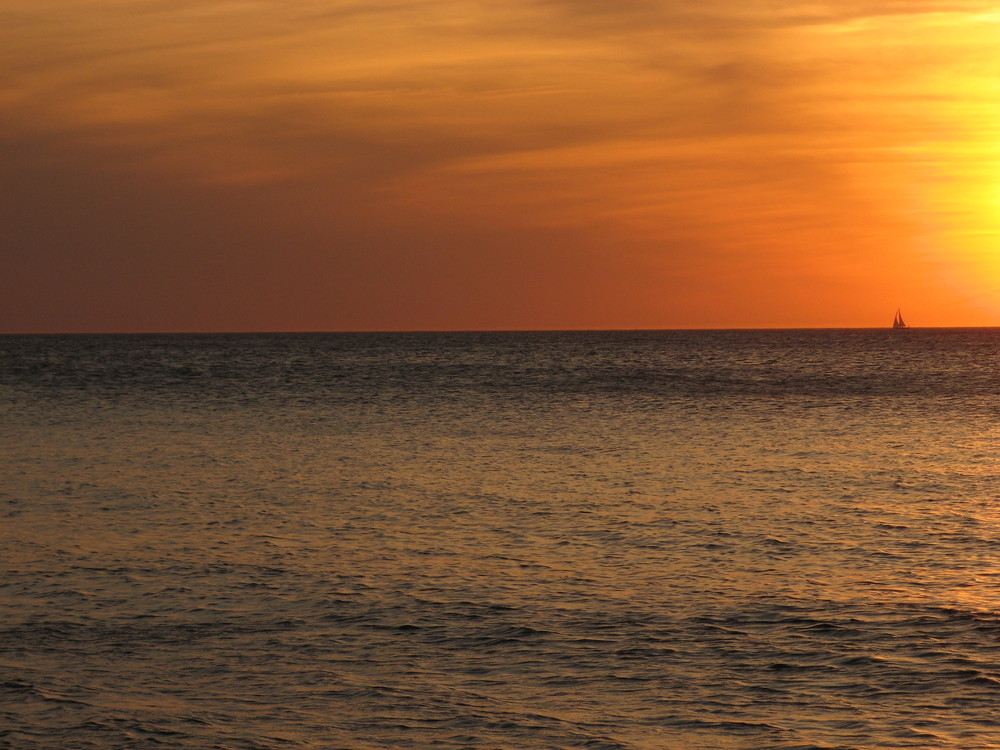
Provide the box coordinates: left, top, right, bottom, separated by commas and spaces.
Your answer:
2, 0, 998, 331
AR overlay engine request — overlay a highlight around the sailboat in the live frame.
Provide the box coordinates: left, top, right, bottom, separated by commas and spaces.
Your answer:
892, 308, 909, 329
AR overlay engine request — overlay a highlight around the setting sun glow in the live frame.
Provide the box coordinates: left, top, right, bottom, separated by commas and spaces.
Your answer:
2, 1, 999, 331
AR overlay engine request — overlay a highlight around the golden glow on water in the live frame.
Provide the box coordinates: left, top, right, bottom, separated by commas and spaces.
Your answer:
6, 331, 1000, 746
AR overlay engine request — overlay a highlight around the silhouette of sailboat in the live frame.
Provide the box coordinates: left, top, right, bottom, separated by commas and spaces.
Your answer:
892, 308, 909, 329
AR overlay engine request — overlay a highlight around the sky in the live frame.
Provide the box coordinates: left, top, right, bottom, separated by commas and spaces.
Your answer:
2, 0, 999, 332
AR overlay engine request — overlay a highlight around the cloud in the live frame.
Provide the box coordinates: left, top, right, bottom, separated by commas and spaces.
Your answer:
529, 0, 996, 30
3, 0, 994, 198
1, 0, 998, 330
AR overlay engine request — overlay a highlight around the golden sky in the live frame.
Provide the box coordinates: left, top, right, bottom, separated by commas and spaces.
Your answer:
2, 0, 998, 331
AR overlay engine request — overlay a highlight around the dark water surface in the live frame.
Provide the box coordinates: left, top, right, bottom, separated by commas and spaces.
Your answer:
3, 330, 1000, 749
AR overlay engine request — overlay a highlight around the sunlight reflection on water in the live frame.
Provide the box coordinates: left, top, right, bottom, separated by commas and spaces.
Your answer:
3, 330, 1000, 748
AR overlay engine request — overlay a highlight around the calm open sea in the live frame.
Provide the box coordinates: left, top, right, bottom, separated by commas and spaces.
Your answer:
3, 330, 1000, 749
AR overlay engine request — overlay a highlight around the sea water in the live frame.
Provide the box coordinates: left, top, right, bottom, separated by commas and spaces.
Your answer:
3, 329, 1000, 749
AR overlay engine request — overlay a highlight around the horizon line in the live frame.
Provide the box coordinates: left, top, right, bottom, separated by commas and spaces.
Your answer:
4, 325, 999, 335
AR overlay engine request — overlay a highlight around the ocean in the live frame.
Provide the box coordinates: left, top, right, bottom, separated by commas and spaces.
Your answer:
3, 329, 1000, 749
